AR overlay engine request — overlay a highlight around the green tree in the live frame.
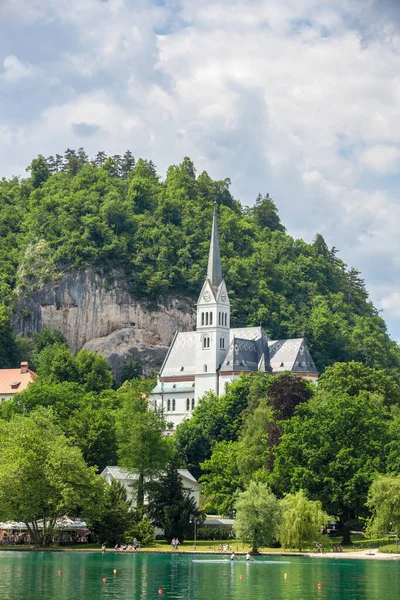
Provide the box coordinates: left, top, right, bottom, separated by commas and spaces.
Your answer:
318, 361, 400, 405
75, 348, 114, 392
237, 398, 271, 483
278, 490, 328, 551
116, 386, 172, 509
200, 441, 243, 516
367, 475, 400, 537
234, 481, 281, 552
0, 408, 102, 546
271, 392, 389, 544
37, 344, 79, 383
176, 375, 269, 479
66, 391, 119, 470
88, 479, 133, 546
0, 305, 18, 367
248, 193, 285, 232
26, 155, 51, 188
147, 461, 202, 542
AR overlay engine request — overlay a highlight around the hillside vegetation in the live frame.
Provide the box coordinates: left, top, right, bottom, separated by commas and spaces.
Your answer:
0, 149, 399, 374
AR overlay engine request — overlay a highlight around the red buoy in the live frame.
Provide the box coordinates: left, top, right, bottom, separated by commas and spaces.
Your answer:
103, 578, 107, 583
158, 589, 163, 595
240, 575, 243, 579
57, 570, 61, 575
318, 583, 322, 589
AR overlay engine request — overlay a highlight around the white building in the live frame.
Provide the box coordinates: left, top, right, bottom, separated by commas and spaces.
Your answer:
100, 466, 201, 509
150, 205, 318, 429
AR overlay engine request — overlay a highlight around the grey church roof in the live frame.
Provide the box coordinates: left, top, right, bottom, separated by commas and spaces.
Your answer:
220, 337, 259, 372
159, 331, 197, 378
207, 204, 223, 291
158, 326, 317, 380
268, 338, 317, 373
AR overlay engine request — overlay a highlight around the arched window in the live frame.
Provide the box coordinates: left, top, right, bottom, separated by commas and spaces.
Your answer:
201, 312, 204, 326
167, 399, 171, 412
224, 313, 227, 326
191, 398, 195, 410
210, 312, 213, 325
220, 337, 225, 349
204, 364, 207, 372
218, 312, 221, 325
206, 312, 209, 325
186, 398, 190, 411
203, 335, 210, 349
172, 398, 176, 411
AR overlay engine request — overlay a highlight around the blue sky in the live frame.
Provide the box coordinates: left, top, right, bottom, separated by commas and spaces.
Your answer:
2, 0, 400, 339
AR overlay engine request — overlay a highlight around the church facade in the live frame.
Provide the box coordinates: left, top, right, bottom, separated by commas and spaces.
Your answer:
150, 206, 318, 429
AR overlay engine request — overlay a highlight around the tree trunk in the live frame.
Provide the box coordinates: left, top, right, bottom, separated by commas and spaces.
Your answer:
340, 512, 352, 546
137, 470, 145, 512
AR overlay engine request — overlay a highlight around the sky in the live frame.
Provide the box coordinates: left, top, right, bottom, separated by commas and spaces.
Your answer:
2, 0, 400, 338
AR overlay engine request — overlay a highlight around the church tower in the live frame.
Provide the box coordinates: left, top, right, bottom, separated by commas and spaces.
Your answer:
195, 204, 230, 399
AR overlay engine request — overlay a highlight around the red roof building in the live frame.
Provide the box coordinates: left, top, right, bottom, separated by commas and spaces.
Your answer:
0, 362, 36, 401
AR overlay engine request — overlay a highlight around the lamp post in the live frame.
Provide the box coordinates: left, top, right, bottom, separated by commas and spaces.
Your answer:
190, 515, 199, 551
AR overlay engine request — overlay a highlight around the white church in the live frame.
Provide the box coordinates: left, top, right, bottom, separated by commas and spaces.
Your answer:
150, 205, 318, 429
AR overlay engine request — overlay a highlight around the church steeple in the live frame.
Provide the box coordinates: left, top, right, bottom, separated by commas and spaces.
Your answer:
207, 203, 223, 290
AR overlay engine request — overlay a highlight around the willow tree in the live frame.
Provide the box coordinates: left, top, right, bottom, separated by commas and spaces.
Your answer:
233, 481, 281, 552
279, 490, 328, 551
367, 475, 400, 537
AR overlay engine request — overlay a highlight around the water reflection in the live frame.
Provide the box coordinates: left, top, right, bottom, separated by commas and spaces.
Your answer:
0, 552, 398, 600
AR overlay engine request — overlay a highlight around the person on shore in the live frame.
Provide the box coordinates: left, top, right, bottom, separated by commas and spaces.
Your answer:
171, 538, 176, 550
101, 544, 106, 554
175, 538, 180, 550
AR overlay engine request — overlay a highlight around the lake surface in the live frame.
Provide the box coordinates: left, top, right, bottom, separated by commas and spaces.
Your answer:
0, 552, 399, 600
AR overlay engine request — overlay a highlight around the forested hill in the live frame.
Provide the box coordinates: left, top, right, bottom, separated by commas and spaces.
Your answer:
0, 149, 399, 375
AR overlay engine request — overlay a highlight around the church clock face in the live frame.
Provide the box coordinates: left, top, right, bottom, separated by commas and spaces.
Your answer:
203, 291, 211, 302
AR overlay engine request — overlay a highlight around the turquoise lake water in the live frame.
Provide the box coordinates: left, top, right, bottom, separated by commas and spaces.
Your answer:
0, 552, 398, 600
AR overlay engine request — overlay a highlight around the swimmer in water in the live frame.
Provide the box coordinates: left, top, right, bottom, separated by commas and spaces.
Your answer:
230, 552, 236, 561
245, 553, 254, 561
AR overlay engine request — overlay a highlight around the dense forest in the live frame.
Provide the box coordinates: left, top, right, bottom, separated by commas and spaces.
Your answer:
0, 148, 399, 376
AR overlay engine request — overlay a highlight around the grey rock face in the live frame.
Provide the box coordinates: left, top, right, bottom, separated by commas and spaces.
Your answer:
14, 269, 195, 379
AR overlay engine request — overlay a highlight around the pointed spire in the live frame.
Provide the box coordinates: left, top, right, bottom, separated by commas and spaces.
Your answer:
207, 203, 223, 290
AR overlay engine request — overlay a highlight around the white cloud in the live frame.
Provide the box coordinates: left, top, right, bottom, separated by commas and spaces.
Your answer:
379, 292, 400, 318
2, 0, 400, 337
1, 55, 40, 82
359, 144, 400, 174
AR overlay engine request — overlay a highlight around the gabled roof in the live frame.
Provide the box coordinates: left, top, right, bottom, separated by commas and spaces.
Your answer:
268, 338, 317, 374
227, 326, 271, 373
159, 332, 196, 378
100, 466, 201, 487
0, 367, 36, 395
220, 337, 259, 372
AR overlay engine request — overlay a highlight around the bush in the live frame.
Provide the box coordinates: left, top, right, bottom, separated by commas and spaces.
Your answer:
126, 516, 154, 546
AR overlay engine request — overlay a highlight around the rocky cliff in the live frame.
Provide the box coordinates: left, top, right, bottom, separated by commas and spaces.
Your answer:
14, 269, 195, 381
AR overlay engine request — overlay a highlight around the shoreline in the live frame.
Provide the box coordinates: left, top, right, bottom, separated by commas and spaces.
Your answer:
0, 547, 399, 560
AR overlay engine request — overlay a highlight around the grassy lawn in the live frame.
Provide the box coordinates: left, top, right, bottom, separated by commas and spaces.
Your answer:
2, 534, 397, 554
